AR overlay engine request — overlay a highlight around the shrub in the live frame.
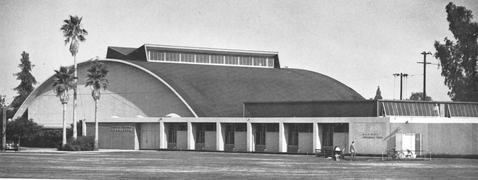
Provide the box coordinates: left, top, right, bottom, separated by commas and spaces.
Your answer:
58, 136, 94, 151
25, 129, 63, 148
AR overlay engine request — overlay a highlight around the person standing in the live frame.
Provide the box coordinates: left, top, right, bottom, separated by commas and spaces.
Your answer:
350, 141, 357, 161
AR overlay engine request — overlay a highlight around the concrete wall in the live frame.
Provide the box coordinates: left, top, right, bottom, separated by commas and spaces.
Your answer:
28, 61, 194, 128
298, 133, 313, 154
390, 123, 478, 155
266, 132, 279, 152
235, 132, 247, 152
205, 131, 216, 150
333, 133, 349, 152
349, 121, 388, 154
177, 131, 188, 150
88, 117, 478, 155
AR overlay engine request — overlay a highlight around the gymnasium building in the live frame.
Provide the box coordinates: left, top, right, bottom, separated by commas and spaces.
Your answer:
14, 44, 478, 156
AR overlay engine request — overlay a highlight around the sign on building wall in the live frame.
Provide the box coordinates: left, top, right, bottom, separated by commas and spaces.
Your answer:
111, 126, 134, 132
362, 132, 383, 139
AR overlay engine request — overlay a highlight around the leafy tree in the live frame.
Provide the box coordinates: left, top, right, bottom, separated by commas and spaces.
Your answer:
11, 51, 37, 114
409, 92, 433, 101
85, 60, 109, 151
434, 2, 478, 102
6, 117, 42, 147
52, 66, 76, 148
61, 15, 88, 139
374, 86, 383, 100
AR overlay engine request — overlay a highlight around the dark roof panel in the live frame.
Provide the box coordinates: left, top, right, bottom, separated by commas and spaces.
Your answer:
106, 46, 137, 59
107, 46, 147, 61
127, 61, 365, 117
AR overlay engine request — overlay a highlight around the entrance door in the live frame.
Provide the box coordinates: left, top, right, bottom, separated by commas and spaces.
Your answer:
140, 123, 160, 149
167, 123, 178, 149
402, 133, 414, 151
401, 133, 421, 155
287, 124, 299, 153
255, 124, 266, 152
225, 124, 235, 151
196, 124, 206, 150
321, 123, 349, 156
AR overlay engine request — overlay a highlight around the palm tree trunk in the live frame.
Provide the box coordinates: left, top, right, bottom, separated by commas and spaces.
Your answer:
62, 103, 67, 148
73, 55, 78, 140
94, 99, 99, 151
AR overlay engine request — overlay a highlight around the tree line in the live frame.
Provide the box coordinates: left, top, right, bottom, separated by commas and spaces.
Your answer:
2, 15, 108, 151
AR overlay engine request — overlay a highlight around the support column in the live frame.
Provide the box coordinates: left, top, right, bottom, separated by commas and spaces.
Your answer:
159, 121, 167, 149
82, 120, 87, 136
313, 123, 321, 153
279, 122, 287, 153
246, 122, 253, 152
216, 122, 224, 151
187, 122, 195, 150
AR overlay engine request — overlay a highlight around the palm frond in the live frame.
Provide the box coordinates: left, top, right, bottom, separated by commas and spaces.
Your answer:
52, 66, 76, 103
61, 15, 87, 50
85, 60, 109, 100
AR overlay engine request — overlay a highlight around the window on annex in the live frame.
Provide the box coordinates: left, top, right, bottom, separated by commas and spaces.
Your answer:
205, 124, 216, 131
177, 123, 187, 131
225, 56, 238, 65
267, 58, 274, 67
211, 55, 224, 64
148, 51, 155, 60
181, 53, 195, 63
235, 123, 246, 132
255, 124, 266, 145
266, 124, 279, 132
165, 52, 180, 62
333, 123, 348, 133
149, 51, 165, 61
225, 124, 235, 145
253, 58, 267, 67
196, 54, 209, 63
298, 123, 313, 133
239, 57, 253, 65
448, 103, 478, 117
382, 101, 439, 117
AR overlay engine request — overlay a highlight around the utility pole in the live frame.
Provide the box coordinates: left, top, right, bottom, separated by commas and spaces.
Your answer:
393, 73, 408, 100
1, 95, 6, 151
418, 51, 432, 101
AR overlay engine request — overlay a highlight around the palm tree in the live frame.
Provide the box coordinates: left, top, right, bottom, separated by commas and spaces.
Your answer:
61, 15, 88, 139
85, 60, 109, 151
52, 66, 76, 148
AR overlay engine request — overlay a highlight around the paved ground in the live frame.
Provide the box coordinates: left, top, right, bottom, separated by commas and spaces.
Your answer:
1, 148, 478, 179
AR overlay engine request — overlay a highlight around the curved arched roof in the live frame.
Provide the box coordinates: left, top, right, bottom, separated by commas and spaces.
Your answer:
126, 60, 364, 117
15, 59, 364, 119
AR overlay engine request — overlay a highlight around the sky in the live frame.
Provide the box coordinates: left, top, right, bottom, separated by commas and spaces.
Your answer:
1, 0, 478, 104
